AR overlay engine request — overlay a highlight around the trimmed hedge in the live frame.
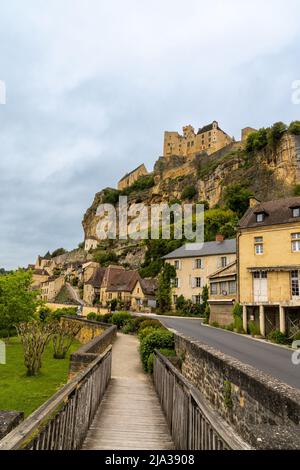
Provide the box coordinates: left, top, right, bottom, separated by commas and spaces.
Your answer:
140, 330, 174, 371
111, 312, 132, 329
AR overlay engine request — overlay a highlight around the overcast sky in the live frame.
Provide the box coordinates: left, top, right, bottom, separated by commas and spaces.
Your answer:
0, 0, 300, 269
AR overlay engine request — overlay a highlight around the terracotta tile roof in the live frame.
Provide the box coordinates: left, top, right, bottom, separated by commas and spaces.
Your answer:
238, 196, 300, 229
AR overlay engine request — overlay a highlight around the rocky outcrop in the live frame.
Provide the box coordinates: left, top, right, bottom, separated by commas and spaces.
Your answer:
82, 132, 300, 267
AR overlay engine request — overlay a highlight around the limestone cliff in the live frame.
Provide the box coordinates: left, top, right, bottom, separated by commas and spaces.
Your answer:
83, 133, 300, 240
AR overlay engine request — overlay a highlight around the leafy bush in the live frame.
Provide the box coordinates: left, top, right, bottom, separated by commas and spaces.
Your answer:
110, 298, 118, 312
100, 313, 113, 324
224, 323, 234, 332
245, 128, 268, 153
52, 307, 77, 320
87, 312, 97, 321
289, 121, 300, 135
0, 327, 17, 338
203, 305, 210, 324
120, 175, 155, 195
92, 249, 118, 266
211, 321, 220, 328
111, 312, 132, 329
102, 188, 120, 205
234, 315, 245, 334
140, 330, 174, 371
138, 326, 161, 342
147, 348, 177, 374
122, 319, 137, 334
181, 185, 197, 200
233, 302, 242, 318
39, 305, 52, 322
267, 122, 287, 149
138, 319, 162, 331
224, 184, 253, 218
268, 329, 288, 344
249, 321, 260, 337
293, 184, 300, 196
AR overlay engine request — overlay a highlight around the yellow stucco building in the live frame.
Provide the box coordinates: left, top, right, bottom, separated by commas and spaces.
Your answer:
163, 236, 236, 307
163, 121, 233, 158
238, 196, 300, 337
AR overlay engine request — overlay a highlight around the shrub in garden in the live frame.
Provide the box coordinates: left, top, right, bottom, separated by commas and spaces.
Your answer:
138, 326, 161, 342
100, 313, 113, 324
39, 305, 52, 322
87, 312, 97, 321
234, 315, 245, 334
111, 312, 132, 329
140, 330, 174, 371
211, 321, 220, 328
52, 307, 77, 320
268, 329, 288, 344
122, 319, 137, 334
138, 319, 162, 331
52, 321, 81, 359
147, 348, 176, 374
249, 321, 260, 337
16, 320, 57, 376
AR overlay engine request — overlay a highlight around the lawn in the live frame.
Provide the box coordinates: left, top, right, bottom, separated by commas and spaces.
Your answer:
0, 337, 80, 417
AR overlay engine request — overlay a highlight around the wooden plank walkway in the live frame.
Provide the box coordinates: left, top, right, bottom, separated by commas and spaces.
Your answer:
82, 333, 174, 450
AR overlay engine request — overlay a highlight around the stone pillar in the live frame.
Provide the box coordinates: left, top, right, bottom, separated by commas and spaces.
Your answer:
279, 305, 286, 335
242, 305, 247, 333
259, 305, 265, 337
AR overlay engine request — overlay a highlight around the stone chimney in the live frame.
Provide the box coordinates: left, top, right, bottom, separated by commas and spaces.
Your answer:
248, 196, 261, 208
215, 234, 224, 243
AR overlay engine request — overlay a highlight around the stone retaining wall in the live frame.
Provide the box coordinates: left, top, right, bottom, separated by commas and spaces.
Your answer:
0, 411, 24, 440
68, 323, 117, 379
174, 332, 300, 449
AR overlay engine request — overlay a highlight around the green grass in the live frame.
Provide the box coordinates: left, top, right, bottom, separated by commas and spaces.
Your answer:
0, 337, 80, 417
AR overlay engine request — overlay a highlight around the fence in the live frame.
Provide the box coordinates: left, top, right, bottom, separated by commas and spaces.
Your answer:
153, 351, 251, 450
0, 347, 112, 450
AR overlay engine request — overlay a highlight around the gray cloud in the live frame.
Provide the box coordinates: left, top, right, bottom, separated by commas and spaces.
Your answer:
0, 0, 300, 268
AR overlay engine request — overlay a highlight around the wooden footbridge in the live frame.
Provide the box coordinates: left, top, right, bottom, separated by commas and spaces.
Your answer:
0, 329, 249, 451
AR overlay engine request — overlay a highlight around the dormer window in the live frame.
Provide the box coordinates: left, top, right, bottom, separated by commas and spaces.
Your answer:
292, 207, 300, 218
256, 213, 265, 223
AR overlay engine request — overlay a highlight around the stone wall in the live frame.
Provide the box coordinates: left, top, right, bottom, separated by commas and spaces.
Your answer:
174, 332, 300, 449
209, 301, 234, 326
68, 323, 117, 379
62, 315, 106, 344
0, 411, 24, 440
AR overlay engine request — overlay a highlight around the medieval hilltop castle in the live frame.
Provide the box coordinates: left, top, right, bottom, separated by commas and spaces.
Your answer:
117, 121, 256, 191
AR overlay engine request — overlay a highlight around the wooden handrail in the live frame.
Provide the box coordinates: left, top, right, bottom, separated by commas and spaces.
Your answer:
0, 347, 112, 450
153, 350, 251, 450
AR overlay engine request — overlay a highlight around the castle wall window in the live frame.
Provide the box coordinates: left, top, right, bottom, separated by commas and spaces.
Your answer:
292, 233, 300, 252
291, 270, 300, 296
254, 236, 264, 255
210, 283, 218, 295
229, 281, 236, 294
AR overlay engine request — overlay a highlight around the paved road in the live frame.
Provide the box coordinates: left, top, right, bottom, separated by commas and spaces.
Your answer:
159, 317, 300, 390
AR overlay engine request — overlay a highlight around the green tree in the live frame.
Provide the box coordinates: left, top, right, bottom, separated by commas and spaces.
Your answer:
51, 248, 67, 258
0, 270, 40, 337
181, 185, 197, 200
157, 264, 176, 314
289, 121, 300, 135
267, 122, 287, 149
245, 128, 268, 153
204, 208, 238, 241
224, 184, 253, 218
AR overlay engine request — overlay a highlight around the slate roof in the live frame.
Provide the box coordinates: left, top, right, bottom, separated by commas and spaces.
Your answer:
162, 239, 236, 260
139, 278, 158, 296
86, 267, 106, 288
238, 197, 300, 229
